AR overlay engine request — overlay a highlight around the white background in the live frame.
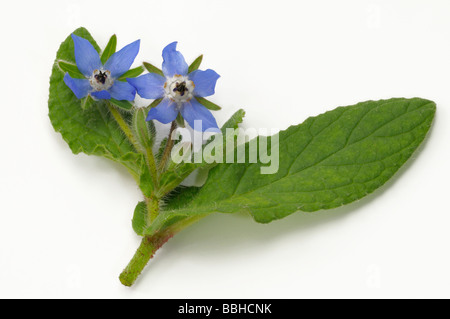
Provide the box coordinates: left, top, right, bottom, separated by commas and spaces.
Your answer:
0, 0, 449, 299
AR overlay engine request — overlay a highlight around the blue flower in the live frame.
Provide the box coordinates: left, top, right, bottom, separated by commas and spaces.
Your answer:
127, 42, 220, 132
64, 34, 140, 101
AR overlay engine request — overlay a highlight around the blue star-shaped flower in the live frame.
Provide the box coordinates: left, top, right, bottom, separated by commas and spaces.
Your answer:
64, 34, 140, 101
127, 42, 220, 132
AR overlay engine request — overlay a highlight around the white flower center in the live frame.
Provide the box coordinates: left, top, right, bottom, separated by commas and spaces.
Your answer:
90, 69, 114, 91
164, 75, 195, 104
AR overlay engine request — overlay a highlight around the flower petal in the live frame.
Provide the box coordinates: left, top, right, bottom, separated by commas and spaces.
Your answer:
63, 73, 91, 99
162, 42, 188, 77
104, 40, 140, 78
127, 73, 165, 99
71, 34, 102, 77
189, 69, 220, 98
109, 81, 136, 101
181, 98, 219, 132
91, 90, 111, 100
146, 98, 178, 124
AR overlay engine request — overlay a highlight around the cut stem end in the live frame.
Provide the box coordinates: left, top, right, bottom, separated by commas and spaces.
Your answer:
119, 234, 172, 287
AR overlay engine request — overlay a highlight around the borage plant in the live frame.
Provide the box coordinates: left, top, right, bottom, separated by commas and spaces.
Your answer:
49, 28, 436, 287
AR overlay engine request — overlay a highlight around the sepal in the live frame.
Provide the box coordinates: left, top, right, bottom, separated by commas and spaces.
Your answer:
109, 98, 133, 111
100, 34, 117, 65
58, 60, 85, 79
188, 54, 203, 73
196, 96, 222, 111
118, 66, 145, 81
143, 62, 164, 77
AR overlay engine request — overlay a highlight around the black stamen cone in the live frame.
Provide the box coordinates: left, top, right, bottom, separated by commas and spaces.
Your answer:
95, 71, 108, 85
173, 82, 188, 97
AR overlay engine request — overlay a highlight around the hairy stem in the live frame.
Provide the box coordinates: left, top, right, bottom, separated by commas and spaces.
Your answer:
146, 195, 159, 224
119, 234, 169, 287
107, 102, 140, 151
158, 121, 177, 172
119, 213, 210, 287
145, 146, 159, 188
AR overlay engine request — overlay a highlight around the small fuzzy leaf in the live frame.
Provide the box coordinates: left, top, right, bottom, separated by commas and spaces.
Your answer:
143, 62, 164, 77
109, 98, 133, 111
101, 34, 117, 65
132, 107, 155, 150
148, 98, 435, 234
188, 54, 203, 73
138, 161, 154, 197
220, 109, 246, 132
164, 186, 201, 211
132, 201, 147, 236
118, 66, 145, 81
196, 97, 222, 111
157, 138, 168, 161
57, 60, 85, 79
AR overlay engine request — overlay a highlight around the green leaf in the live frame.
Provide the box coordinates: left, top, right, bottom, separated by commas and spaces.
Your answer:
48, 28, 141, 178
132, 201, 147, 236
156, 137, 168, 161
57, 60, 85, 79
143, 62, 164, 77
101, 34, 117, 65
164, 186, 201, 211
220, 109, 246, 132
196, 96, 222, 111
109, 98, 133, 111
132, 107, 155, 150
138, 160, 154, 197
118, 66, 145, 81
188, 54, 203, 73
147, 98, 435, 234
80, 94, 95, 110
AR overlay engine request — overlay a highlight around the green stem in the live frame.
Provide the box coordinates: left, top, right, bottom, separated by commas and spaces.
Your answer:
146, 195, 159, 224
145, 146, 159, 189
107, 102, 140, 151
119, 213, 210, 287
119, 235, 166, 287
158, 121, 177, 172
108, 102, 160, 188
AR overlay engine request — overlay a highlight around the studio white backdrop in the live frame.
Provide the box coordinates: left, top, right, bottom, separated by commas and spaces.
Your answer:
0, 0, 449, 298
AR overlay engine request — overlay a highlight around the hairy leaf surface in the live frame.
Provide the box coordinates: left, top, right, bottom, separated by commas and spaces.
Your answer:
148, 98, 435, 234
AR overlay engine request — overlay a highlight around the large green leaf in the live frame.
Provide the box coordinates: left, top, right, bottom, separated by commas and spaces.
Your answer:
48, 28, 144, 181
147, 98, 435, 234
